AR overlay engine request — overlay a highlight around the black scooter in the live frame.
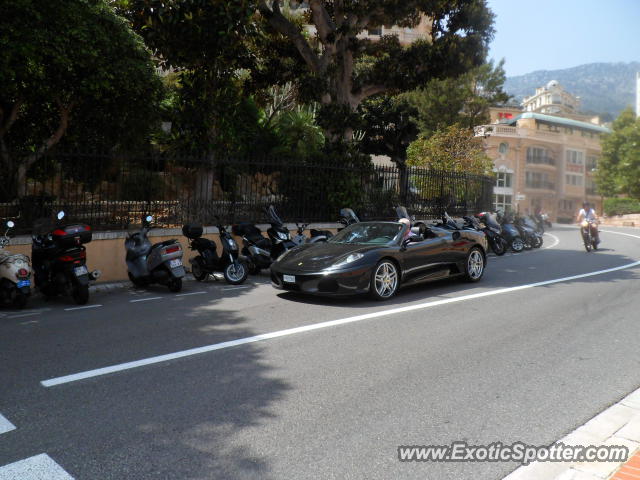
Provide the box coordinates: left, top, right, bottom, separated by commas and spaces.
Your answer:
515, 215, 543, 249
234, 205, 296, 274
497, 211, 525, 253
474, 212, 508, 256
183, 220, 249, 285
31, 211, 100, 304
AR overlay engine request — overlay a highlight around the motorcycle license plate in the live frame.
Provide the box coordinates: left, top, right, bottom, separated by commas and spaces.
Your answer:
74, 265, 88, 276
283, 274, 295, 283
169, 259, 182, 268
17, 280, 30, 288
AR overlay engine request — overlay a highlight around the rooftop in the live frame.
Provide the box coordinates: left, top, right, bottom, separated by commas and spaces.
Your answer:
506, 112, 610, 134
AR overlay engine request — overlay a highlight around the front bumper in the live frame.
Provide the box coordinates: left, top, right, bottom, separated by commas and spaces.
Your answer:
271, 266, 371, 296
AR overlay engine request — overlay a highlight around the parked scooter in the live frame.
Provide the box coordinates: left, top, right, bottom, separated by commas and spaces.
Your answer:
338, 208, 360, 231
183, 220, 248, 285
235, 206, 296, 274
125, 215, 185, 292
515, 215, 543, 249
0, 221, 31, 308
467, 213, 508, 256
496, 211, 525, 253
31, 211, 100, 305
292, 223, 333, 245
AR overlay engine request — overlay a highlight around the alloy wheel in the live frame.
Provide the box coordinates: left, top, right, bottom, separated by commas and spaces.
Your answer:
374, 262, 398, 298
467, 250, 485, 280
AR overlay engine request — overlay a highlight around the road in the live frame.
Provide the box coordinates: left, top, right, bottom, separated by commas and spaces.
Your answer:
1, 225, 639, 479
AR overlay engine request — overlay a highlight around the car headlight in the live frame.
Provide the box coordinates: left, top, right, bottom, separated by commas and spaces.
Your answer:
332, 253, 364, 268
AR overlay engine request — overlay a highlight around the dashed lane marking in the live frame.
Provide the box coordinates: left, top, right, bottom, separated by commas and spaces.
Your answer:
175, 291, 207, 297
0, 413, 16, 435
64, 305, 103, 312
129, 297, 162, 303
0, 454, 74, 480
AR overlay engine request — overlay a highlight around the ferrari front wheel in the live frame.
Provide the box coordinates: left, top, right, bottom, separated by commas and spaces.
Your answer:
370, 260, 399, 301
464, 248, 485, 282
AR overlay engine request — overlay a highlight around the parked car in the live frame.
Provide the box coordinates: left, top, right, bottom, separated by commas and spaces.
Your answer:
271, 219, 488, 300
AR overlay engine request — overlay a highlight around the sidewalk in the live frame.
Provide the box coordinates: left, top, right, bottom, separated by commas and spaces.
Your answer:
503, 387, 640, 479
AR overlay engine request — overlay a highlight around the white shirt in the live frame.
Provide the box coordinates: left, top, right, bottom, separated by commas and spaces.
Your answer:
579, 208, 596, 221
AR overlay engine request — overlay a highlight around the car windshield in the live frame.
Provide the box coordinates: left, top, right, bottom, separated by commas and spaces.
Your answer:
329, 222, 403, 245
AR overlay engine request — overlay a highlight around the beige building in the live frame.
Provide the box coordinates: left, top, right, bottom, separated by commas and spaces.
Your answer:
475, 81, 609, 222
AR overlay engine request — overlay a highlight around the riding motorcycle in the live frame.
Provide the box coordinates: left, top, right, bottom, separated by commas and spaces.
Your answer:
183, 220, 248, 285
469, 213, 508, 256
125, 215, 185, 292
0, 221, 31, 308
235, 206, 296, 274
496, 211, 525, 253
31, 211, 100, 305
581, 219, 599, 252
292, 223, 333, 245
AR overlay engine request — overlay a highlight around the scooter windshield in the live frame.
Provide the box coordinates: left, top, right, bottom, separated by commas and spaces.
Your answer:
395, 206, 410, 220
267, 205, 284, 226
339, 208, 360, 224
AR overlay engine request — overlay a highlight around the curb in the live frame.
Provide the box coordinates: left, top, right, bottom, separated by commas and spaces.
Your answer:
503, 387, 640, 480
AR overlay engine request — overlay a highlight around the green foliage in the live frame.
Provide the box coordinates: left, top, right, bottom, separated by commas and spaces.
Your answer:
603, 197, 640, 216
596, 108, 640, 197
401, 60, 510, 137
258, 0, 495, 138
0, 0, 162, 153
407, 125, 494, 175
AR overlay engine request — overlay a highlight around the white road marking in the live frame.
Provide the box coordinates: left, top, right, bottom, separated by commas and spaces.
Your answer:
175, 291, 206, 297
41, 259, 640, 387
129, 297, 162, 303
0, 413, 16, 435
222, 286, 250, 291
7, 312, 41, 319
0, 454, 74, 480
543, 232, 560, 249
64, 305, 102, 312
20, 320, 39, 326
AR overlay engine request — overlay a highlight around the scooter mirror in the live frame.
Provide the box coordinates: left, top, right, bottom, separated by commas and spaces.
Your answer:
145, 215, 153, 223
57, 211, 65, 220
6, 221, 14, 228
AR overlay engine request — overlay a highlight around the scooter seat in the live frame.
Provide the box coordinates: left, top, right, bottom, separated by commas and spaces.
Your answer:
150, 239, 177, 252
254, 237, 271, 249
192, 237, 216, 251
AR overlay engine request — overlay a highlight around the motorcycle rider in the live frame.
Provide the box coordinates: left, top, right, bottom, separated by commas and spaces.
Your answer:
577, 202, 600, 245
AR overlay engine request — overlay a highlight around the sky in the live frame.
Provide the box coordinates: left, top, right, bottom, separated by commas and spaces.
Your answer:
486, 0, 640, 77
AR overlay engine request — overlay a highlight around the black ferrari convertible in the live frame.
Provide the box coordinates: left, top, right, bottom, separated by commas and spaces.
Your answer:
270, 220, 488, 300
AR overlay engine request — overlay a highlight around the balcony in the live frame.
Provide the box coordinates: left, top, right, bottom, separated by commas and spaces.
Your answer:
526, 156, 556, 166
525, 181, 555, 190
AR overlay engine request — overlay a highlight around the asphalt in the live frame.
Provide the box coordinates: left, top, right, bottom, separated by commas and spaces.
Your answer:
1, 225, 640, 479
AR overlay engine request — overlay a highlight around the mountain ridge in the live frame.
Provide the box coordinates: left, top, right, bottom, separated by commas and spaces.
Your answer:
504, 62, 640, 119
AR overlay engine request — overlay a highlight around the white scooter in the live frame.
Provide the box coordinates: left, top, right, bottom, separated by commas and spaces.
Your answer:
125, 215, 185, 292
0, 221, 32, 308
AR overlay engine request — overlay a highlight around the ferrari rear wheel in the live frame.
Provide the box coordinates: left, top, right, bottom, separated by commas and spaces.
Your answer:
464, 248, 485, 282
370, 260, 399, 301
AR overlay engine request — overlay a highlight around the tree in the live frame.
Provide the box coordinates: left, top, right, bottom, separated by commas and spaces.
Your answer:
407, 124, 494, 175
0, 0, 162, 199
596, 107, 640, 198
257, 0, 495, 139
401, 60, 509, 137
359, 96, 419, 196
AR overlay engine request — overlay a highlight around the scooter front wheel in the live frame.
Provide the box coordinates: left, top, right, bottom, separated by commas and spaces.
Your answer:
168, 278, 182, 292
191, 257, 208, 281
128, 272, 147, 287
224, 260, 249, 285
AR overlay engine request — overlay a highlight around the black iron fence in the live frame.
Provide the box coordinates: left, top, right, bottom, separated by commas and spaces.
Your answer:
0, 152, 494, 234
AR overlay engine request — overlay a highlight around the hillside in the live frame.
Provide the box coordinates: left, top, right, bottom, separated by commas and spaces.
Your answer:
504, 62, 640, 119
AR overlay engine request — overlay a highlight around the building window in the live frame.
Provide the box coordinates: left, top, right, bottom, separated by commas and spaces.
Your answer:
586, 155, 598, 170
498, 142, 509, 154
559, 199, 575, 212
565, 174, 584, 186
526, 171, 553, 189
566, 150, 584, 165
526, 147, 554, 165
495, 172, 513, 188
494, 194, 513, 212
